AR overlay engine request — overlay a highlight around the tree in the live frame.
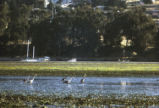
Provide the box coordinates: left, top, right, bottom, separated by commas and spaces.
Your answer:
72, 0, 91, 6
106, 0, 126, 8
143, 0, 152, 4
7, 2, 31, 43
32, 5, 107, 57
0, 2, 10, 36
31, 19, 53, 56
91, 0, 107, 7
56, 0, 62, 4
0, 2, 10, 46
51, 5, 106, 57
104, 7, 157, 56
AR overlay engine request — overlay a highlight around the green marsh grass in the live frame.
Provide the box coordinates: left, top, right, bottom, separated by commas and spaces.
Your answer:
0, 61, 158, 76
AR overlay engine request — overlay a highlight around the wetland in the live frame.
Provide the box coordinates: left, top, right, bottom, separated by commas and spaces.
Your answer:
0, 61, 159, 107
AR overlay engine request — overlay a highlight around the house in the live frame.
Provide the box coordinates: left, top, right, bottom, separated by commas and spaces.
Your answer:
125, 0, 140, 3
153, 0, 159, 4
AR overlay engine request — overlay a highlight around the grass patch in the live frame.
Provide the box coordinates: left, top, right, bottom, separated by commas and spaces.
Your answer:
0, 61, 158, 76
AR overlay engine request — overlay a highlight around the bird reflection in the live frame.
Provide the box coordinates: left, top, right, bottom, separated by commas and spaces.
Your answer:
120, 80, 127, 91
120, 80, 126, 86
100, 83, 104, 90
67, 84, 72, 89
28, 84, 34, 90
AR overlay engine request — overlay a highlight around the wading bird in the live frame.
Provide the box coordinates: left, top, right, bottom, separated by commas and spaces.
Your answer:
62, 77, 67, 81
80, 78, 85, 84
28, 74, 37, 84
63, 77, 73, 84
80, 74, 86, 84
23, 76, 30, 83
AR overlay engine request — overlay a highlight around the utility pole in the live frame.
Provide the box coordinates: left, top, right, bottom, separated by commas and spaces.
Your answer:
33, 46, 35, 59
27, 40, 30, 58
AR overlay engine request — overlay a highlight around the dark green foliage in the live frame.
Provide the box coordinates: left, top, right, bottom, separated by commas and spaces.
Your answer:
91, 0, 107, 7
143, 0, 152, 4
106, 0, 126, 7
0, 2, 10, 47
32, 5, 107, 57
104, 7, 157, 56
31, 20, 53, 56
0, 0, 158, 59
8, 3, 31, 43
91, 0, 126, 8
0, 2, 9, 37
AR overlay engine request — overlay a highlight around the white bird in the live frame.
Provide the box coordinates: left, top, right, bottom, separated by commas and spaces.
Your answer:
28, 74, 37, 84
63, 77, 73, 84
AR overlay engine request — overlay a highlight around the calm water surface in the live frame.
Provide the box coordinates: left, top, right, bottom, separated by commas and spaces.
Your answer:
0, 76, 159, 97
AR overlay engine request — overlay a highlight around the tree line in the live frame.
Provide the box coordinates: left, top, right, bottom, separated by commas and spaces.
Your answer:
0, 0, 158, 60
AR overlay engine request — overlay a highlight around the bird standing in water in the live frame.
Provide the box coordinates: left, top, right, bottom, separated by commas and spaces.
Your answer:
62, 77, 67, 81
80, 74, 86, 84
28, 74, 37, 84
80, 78, 85, 84
63, 77, 73, 84
23, 76, 30, 83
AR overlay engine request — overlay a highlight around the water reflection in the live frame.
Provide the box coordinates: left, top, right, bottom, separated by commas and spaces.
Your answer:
0, 76, 159, 97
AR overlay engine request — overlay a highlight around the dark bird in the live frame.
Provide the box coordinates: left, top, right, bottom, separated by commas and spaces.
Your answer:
62, 77, 66, 81
23, 76, 30, 83
80, 74, 86, 84
80, 78, 85, 84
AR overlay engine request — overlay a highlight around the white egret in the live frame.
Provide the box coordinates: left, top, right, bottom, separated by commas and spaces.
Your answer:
28, 74, 37, 84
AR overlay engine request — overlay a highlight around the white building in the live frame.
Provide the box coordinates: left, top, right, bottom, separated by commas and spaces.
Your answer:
125, 0, 140, 3
152, 0, 159, 4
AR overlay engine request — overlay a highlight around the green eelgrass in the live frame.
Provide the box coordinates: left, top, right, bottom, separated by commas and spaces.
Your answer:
0, 61, 159, 76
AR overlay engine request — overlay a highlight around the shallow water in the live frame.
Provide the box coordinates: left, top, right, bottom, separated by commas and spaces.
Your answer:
0, 76, 159, 98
